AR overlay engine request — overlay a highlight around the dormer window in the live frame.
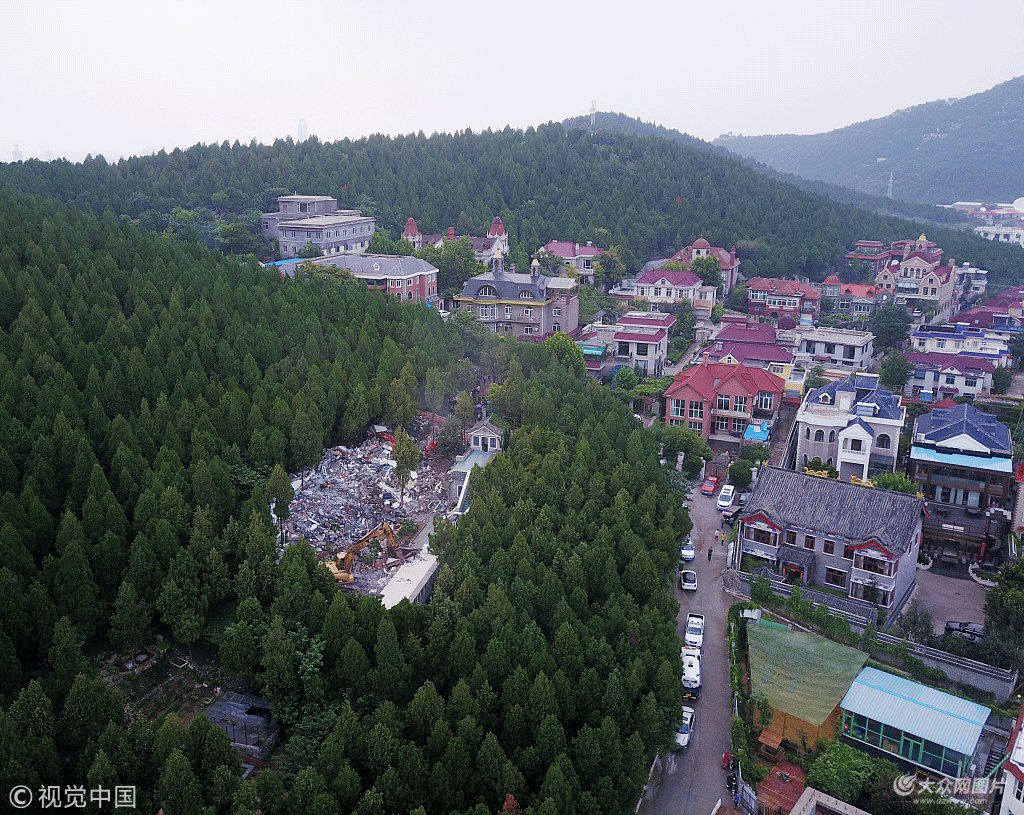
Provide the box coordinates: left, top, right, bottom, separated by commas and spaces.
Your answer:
819, 394, 831, 404
518, 290, 536, 299
477, 285, 498, 297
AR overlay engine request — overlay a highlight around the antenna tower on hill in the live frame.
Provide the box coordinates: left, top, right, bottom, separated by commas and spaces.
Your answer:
590, 101, 597, 131
887, 172, 894, 199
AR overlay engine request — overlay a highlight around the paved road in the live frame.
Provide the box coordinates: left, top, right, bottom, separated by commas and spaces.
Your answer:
637, 483, 738, 815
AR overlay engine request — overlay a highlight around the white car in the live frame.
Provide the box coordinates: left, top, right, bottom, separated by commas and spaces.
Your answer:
679, 570, 697, 591
679, 538, 696, 561
673, 706, 696, 749
717, 484, 735, 510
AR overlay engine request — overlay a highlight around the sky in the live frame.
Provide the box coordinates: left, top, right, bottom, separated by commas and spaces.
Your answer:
3, 0, 1023, 163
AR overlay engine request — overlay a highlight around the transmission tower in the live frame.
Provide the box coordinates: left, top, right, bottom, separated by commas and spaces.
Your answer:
887, 172, 893, 199
590, 101, 597, 131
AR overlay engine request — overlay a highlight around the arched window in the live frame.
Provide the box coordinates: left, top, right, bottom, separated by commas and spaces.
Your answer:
827, 457, 833, 466
802, 455, 808, 466
477, 285, 498, 297
814, 430, 824, 442
877, 434, 891, 449
518, 290, 536, 299
829, 430, 836, 443
805, 428, 810, 439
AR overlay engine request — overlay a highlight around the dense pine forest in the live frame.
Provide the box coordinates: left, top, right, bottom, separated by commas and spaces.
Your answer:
2, 124, 1022, 283
0, 188, 687, 814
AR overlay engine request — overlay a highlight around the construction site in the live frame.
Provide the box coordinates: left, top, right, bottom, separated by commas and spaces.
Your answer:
280, 415, 453, 601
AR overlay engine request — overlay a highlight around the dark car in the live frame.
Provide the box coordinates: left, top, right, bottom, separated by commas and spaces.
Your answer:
945, 621, 985, 642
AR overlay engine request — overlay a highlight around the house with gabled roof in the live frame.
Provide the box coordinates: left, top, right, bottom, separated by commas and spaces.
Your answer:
669, 237, 742, 293
903, 351, 995, 399
745, 278, 822, 325
467, 418, 503, 453
792, 373, 906, 481
911, 403, 1013, 565
454, 267, 579, 338
631, 266, 717, 318
735, 467, 923, 617
403, 216, 509, 268
702, 339, 794, 380
537, 240, 606, 284
664, 362, 784, 447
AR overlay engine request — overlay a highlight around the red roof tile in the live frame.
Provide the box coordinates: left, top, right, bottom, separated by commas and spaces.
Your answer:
745, 277, 821, 300
664, 362, 785, 402
636, 268, 701, 288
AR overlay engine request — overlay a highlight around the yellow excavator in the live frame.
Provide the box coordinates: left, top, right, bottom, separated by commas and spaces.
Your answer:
325, 521, 402, 583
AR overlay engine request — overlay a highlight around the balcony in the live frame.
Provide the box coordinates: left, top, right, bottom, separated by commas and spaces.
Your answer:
851, 566, 896, 591
740, 537, 779, 562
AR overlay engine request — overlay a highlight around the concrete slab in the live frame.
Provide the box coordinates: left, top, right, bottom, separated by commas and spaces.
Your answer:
904, 567, 988, 636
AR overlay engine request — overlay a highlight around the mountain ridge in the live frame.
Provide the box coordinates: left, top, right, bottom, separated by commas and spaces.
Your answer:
709, 76, 1024, 204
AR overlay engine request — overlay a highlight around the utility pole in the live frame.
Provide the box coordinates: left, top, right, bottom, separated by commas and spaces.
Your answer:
590, 101, 597, 131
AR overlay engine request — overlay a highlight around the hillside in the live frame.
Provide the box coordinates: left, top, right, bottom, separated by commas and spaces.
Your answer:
2, 124, 1022, 283
713, 76, 1024, 204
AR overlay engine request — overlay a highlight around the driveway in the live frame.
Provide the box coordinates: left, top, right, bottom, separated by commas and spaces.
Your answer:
903, 567, 988, 636
636, 483, 738, 815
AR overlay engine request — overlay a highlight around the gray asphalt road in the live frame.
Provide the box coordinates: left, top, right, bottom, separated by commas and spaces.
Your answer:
637, 484, 736, 815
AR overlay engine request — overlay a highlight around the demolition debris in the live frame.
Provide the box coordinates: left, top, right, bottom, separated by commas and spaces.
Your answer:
280, 434, 449, 596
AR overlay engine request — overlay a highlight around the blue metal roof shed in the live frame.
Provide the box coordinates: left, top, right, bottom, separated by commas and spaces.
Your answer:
841, 667, 988, 757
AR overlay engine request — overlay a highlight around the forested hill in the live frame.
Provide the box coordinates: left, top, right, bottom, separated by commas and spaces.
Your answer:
712, 76, 1024, 204
563, 112, 967, 227
2, 123, 1022, 283
0, 187, 688, 814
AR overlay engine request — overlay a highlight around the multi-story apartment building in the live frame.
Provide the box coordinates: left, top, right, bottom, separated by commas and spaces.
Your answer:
903, 352, 995, 399
402, 217, 509, 267
455, 268, 579, 338
794, 327, 874, 370
261, 195, 376, 258
792, 373, 905, 481
745, 278, 821, 325
911, 323, 1012, 367
735, 467, 923, 615
302, 253, 440, 306
911, 403, 1013, 564
664, 362, 784, 445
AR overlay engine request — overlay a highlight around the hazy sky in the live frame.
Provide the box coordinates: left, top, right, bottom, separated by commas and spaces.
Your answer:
4, 0, 1023, 163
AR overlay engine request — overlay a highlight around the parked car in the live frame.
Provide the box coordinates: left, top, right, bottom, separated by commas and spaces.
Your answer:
673, 706, 696, 749
945, 621, 985, 642
679, 570, 697, 591
679, 537, 696, 561
700, 476, 720, 496
738, 492, 751, 506
717, 484, 736, 510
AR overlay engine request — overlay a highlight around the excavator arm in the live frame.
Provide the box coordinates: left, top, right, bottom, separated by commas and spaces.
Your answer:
327, 521, 403, 583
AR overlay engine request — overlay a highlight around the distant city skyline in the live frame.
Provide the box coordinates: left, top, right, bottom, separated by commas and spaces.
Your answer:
3, 0, 1023, 164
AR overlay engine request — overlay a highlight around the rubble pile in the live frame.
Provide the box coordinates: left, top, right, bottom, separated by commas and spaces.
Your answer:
282, 437, 450, 593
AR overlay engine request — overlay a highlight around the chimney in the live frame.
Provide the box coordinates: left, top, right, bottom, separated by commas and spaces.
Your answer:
447, 227, 455, 241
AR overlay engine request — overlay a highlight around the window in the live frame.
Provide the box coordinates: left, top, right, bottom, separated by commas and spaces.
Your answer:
823, 539, 835, 555
804, 535, 815, 551
552, 307, 561, 316
732, 418, 745, 433
825, 343, 836, 354
945, 374, 956, 385
965, 377, 977, 388
843, 545, 854, 560
671, 400, 685, 418
814, 429, 824, 442
636, 343, 648, 357
523, 326, 535, 335
479, 304, 497, 318
478, 285, 498, 297
718, 395, 731, 411
505, 306, 513, 317
654, 287, 662, 297
523, 308, 534, 318
805, 427, 810, 439
733, 396, 748, 413
824, 568, 846, 588
552, 323, 560, 333
829, 430, 836, 443
876, 434, 890, 450
758, 391, 774, 410
785, 530, 797, 546
688, 421, 702, 431
848, 438, 863, 452
715, 416, 729, 431
688, 401, 704, 420
519, 290, 535, 299
618, 342, 630, 357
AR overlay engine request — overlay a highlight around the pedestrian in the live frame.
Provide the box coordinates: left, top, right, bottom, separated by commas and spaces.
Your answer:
708, 546, 713, 561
